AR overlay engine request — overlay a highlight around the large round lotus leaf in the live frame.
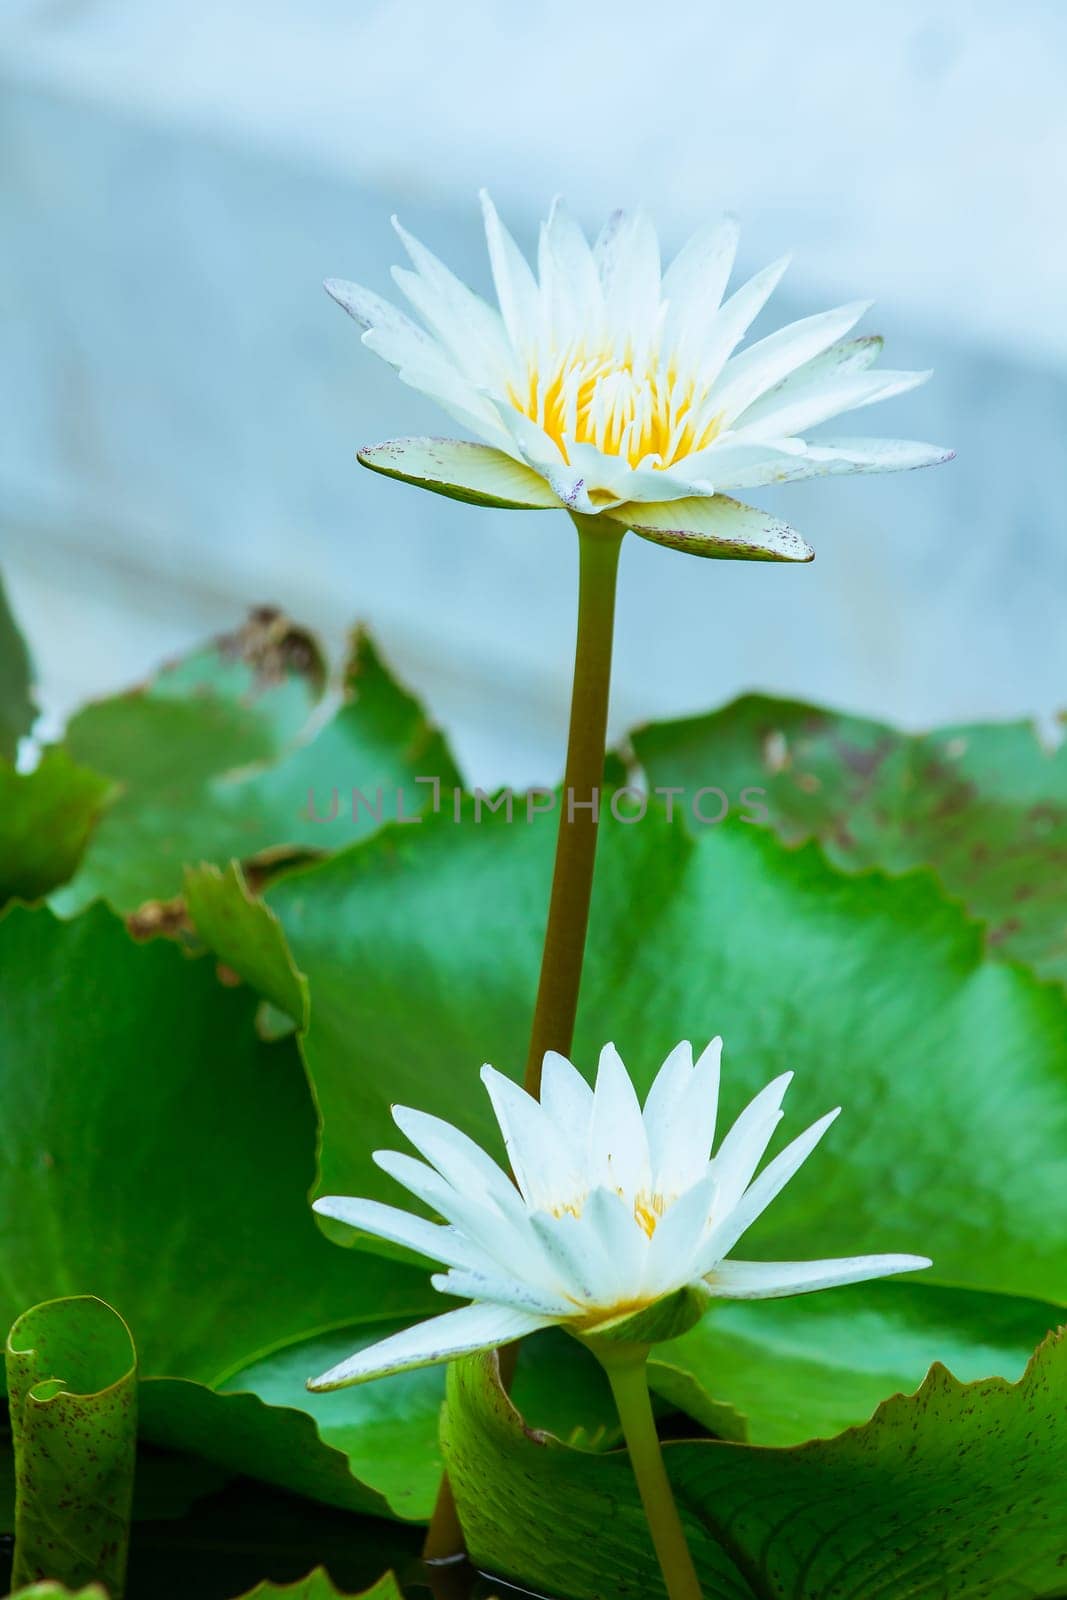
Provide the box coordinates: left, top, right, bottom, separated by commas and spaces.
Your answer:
54, 617, 458, 915
260, 802, 1067, 1441
444, 1334, 1067, 1599
634, 693, 1067, 984
0, 903, 440, 1516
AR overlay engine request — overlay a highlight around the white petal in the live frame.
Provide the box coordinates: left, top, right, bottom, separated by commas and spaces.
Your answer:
641, 1172, 719, 1298
539, 196, 601, 340
480, 1065, 580, 1210
372, 1148, 543, 1278
654, 1037, 722, 1194
699, 1106, 841, 1269
662, 216, 740, 349
527, 1208, 618, 1308
391, 216, 511, 381
312, 1194, 480, 1271
390, 1104, 517, 1212
706, 1254, 932, 1300
694, 254, 791, 390
582, 1186, 647, 1299
736, 368, 932, 441
784, 436, 956, 475
307, 1303, 553, 1390
539, 1050, 595, 1154
324, 277, 431, 357
595, 210, 662, 355
733, 333, 883, 428
495, 405, 568, 471
376, 344, 517, 453
431, 1267, 575, 1318
641, 1041, 695, 1182
587, 1043, 650, 1195
710, 1072, 793, 1215
711, 301, 871, 424
480, 189, 540, 352
677, 432, 954, 492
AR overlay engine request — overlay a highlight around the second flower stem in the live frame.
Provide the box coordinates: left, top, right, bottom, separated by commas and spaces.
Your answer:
523, 513, 624, 1096
600, 1345, 705, 1600
425, 512, 623, 1565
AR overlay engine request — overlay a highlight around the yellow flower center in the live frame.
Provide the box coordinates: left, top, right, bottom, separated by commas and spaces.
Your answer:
510, 348, 723, 470
632, 1191, 667, 1238
551, 1189, 669, 1238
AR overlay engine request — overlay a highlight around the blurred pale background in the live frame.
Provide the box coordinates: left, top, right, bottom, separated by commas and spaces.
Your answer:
1, 0, 1065, 783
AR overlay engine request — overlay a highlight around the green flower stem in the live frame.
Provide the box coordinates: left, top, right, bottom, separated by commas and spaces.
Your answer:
599, 1343, 705, 1600
426, 513, 624, 1565
523, 513, 625, 1096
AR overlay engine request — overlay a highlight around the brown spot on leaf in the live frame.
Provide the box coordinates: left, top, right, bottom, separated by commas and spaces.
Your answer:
126, 897, 190, 942
217, 607, 326, 694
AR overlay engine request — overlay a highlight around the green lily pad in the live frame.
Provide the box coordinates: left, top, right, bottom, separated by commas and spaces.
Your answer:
633, 693, 1067, 984
658, 1276, 1060, 1446
7, 1571, 401, 1600
6, 1297, 137, 1597
185, 862, 309, 1026
8, 1586, 109, 1599
152, 1322, 661, 1524
53, 615, 458, 916
0, 751, 113, 907
0, 1420, 233, 1535
242, 1574, 402, 1599
0, 903, 439, 1514
444, 1332, 1067, 1599
0, 571, 35, 761
261, 801, 1067, 1442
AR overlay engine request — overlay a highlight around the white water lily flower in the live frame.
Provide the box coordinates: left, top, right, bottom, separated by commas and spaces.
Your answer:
308, 1041, 930, 1389
326, 193, 952, 563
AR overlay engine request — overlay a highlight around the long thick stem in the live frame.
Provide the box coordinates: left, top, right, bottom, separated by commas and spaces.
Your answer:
601, 1346, 705, 1600
523, 513, 624, 1095
425, 513, 624, 1564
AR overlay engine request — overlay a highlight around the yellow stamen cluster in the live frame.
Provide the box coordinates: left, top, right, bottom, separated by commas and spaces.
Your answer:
511, 348, 722, 470
552, 1189, 670, 1239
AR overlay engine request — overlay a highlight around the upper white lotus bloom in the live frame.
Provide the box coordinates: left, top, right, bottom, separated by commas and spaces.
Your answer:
308, 1040, 929, 1389
326, 193, 952, 563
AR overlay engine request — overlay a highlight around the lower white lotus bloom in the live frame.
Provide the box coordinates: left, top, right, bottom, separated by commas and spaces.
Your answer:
326, 194, 952, 563
308, 1041, 930, 1389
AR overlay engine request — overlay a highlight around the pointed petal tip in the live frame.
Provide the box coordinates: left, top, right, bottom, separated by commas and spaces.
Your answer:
323, 277, 359, 313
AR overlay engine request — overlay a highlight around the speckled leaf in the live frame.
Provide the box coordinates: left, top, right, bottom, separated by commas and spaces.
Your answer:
53, 614, 458, 915
634, 693, 1067, 984
0, 572, 35, 761
241, 1573, 403, 1600
604, 495, 815, 562
0, 904, 439, 1516
357, 436, 560, 509
445, 1332, 1067, 1599
265, 802, 1067, 1442
6, 1297, 137, 1598
0, 752, 113, 907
